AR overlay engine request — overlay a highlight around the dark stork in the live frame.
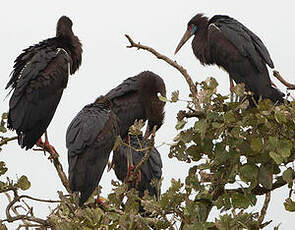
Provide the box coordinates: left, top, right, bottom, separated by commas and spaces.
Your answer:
105, 71, 166, 139
5, 16, 82, 151
175, 14, 284, 105
111, 134, 162, 200
66, 96, 119, 206
105, 71, 166, 179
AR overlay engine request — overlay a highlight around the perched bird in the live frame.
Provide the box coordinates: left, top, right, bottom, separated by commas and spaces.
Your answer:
111, 134, 162, 200
6, 16, 82, 150
66, 96, 119, 206
175, 14, 284, 105
105, 71, 166, 139
105, 71, 166, 181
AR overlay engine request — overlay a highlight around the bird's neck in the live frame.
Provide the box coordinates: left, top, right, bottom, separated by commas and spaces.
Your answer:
57, 35, 82, 74
192, 28, 211, 65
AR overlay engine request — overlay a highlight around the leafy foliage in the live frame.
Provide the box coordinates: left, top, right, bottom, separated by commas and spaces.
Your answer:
1, 77, 295, 229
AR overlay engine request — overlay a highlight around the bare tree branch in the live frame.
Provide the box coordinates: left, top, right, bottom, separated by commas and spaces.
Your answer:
0, 136, 18, 146
125, 34, 199, 109
258, 192, 271, 225
134, 126, 156, 181
3, 188, 51, 228
33, 144, 71, 194
273, 70, 295, 89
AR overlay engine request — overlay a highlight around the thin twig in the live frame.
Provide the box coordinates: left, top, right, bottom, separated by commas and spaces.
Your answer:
258, 192, 271, 225
34, 144, 71, 194
273, 70, 295, 89
0, 136, 18, 146
128, 126, 157, 183
16, 224, 44, 230
3, 188, 50, 227
18, 195, 60, 203
125, 34, 199, 109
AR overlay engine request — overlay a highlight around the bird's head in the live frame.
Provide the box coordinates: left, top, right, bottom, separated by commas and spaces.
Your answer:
56, 16, 74, 37
175, 13, 207, 54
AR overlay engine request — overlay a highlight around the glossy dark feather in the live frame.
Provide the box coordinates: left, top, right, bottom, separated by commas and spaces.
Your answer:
112, 135, 162, 199
105, 71, 166, 138
6, 16, 82, 149
66, 97, 119, 206
176, 14, 284, 104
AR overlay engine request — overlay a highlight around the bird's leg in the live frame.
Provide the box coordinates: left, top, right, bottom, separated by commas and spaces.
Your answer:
43, 131, 59, 157
143, 125, 151, 140
96, 196, 107, 210
126, 135, 133, 169
36, 137, 46, 155
229, 76, 235, 92
125, 135, 141, 186
270, 80, 277, 88
229, 76, 235, 102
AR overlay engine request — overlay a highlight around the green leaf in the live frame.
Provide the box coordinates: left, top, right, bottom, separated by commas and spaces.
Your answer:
194, 120, 207, 138
175, 120, 187, 130
17, 175, 31, 191
171, 90, 179, 102
212, 122, 222, 129
269, 136, 278, 149
275, 110, 287, 123
269, 151, 284, 164
239, 164, 258, 182
284, 198, 295, 212
231, 83, 245, 97
231, 193, 249, 209
112, 136, 123, 151
0, 161, 8, 176
186, 145, 201, 161
224, 111, 236, 123
1, 113, 8, 120
250, 137, 263, 153
282, 168, 294, 184
258, 165, 273, 190
278, 139, 293, 158
158, 94, 169, 102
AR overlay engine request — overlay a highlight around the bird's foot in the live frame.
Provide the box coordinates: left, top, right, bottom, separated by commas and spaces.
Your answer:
96, 196, 107, 211
127, 165, 142, 186
36, 138, 46, 155
44, 140, 59, 158
35, 139, 59, 158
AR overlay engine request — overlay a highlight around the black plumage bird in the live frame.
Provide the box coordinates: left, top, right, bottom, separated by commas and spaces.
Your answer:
175, 14, 284, 104
105, 71, 166, 139
66, 96, 119, 206
111, 134, 162, 199
6, 16, 82, 150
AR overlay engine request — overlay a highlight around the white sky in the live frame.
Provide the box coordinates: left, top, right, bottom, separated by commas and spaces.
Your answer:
1, 1, 294, 229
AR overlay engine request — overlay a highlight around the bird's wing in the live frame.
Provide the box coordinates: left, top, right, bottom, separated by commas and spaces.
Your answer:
148, 147, 163, 179
208, 15, 274, 71
105, 76, 139, 100
66, 104, 111, 155
131, 136, 162, 198
105, 76, 146, 137
7, 46, 71, 149
8, 46, 71, 109
6, 38, 57, 89
66, 103, 119, 205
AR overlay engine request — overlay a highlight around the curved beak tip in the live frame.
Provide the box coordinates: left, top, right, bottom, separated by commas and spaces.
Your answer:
174, 29, 193, 56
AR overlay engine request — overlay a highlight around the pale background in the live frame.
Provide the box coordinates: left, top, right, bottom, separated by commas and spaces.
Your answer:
0, 1, 294, 229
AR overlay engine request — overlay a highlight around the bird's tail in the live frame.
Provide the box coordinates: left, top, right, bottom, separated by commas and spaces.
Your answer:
68, 148, 110, 206
269, 87, 285, 105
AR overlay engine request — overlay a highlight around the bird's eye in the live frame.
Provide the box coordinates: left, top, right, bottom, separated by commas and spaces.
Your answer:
188, 24, 197, 34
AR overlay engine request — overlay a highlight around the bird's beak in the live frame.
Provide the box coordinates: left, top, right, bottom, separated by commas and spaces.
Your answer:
175, 29, 193, 55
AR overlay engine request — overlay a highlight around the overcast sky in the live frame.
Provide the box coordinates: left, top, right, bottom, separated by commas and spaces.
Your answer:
1, 1, 294, 229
